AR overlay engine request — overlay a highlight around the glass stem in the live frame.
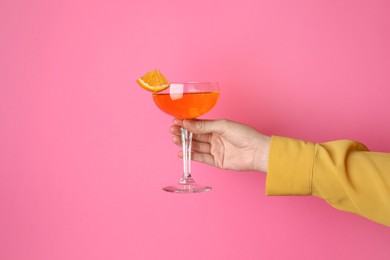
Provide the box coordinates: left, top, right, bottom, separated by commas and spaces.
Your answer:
181, 127, 192, 179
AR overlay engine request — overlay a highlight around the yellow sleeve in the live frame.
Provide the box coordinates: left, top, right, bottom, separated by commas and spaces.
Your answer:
266, 136, 390, 227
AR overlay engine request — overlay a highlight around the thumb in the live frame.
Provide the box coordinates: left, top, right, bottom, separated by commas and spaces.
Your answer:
183, 119, 227, 135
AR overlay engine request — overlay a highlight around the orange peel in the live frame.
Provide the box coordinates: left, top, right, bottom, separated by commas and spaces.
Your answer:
136, 69, 170, 92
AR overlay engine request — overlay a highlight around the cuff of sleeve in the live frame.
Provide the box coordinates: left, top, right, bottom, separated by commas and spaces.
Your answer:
266, 136, 316, 196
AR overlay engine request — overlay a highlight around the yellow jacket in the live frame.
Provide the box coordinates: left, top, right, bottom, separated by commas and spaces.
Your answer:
266, 136, 390, 227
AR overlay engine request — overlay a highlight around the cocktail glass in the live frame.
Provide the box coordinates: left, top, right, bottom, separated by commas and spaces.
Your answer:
152, 82, 219, 193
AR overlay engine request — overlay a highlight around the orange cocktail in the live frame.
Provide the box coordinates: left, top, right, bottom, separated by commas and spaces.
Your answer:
152, 82, 219, 193
152, 91, 219, 119
137, 72, 221, 193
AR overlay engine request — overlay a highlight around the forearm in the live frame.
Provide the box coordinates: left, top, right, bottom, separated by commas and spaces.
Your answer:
266, 136, 390, 227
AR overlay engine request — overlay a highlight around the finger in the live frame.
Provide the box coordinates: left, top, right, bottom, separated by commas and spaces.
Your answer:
192, 152, 216, 166
192, 133, 212, 143
191, 140, 211, 154
172, 118, 184, 127
177, 151, 216, 167
172, 137, 211, 154
171, 126, 212, 143
172, 135, 181, 146
169, 125, 182, 136
183, 119, 228, 135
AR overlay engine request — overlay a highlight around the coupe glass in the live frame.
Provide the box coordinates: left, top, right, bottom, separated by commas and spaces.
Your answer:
152, 82, 219, 193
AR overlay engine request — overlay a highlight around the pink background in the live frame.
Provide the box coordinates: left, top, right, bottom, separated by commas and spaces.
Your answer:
1, 0, 390, 259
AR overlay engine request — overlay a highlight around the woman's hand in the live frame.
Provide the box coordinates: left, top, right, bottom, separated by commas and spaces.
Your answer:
170, 119, 271, 172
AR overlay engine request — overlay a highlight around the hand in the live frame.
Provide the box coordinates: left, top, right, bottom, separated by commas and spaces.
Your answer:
170, 119, 271, 172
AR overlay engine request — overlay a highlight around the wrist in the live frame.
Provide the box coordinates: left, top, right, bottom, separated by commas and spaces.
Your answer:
255, 134, 271, 172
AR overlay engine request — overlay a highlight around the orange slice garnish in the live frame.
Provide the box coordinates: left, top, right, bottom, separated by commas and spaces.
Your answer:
136, 69, 170, 92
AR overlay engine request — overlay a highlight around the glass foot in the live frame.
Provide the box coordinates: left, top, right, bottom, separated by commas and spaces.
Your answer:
163, 177, 212, 193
